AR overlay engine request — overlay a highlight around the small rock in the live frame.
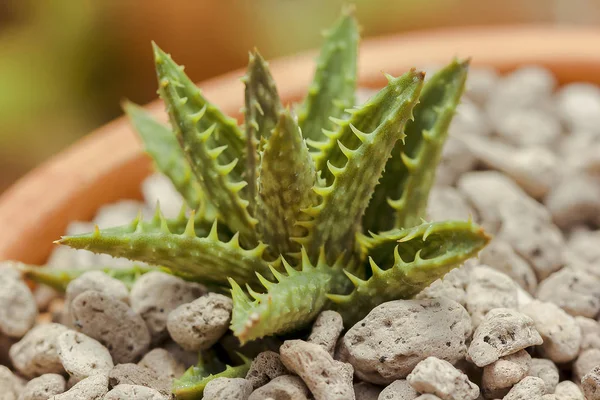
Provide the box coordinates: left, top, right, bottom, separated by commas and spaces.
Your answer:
10, 323, 68, 378
495, 108, 561, 147
503, 376, 546, 400
130, 271, 204, 344
466, 266, 518, 327
18, 374, 66, 400
435, 137, 477, 187
138, 348, 186, 380
426, 186, 474, 222
245, 351, 288, 389
416, 263, 472, 306
553, 380, 584, 400
203, 378, 253, 400
407, 357, 479, 400
378, 379, 417, 400
248, 375, 310, 400
467, 308, 542, 367
141, 173, 186, 219
307, 311, 344, 356
576, 316, 600, 351
545, 173, 600, 230
0, 275, 38, 338
555, 82, 600, 134
70, 290, 151, 363
527, 359, 559, 395
414, 396, 442, 400
166, 293, 232, 352
0, 365, 23, 400
536, 267, 600, 318
574, 348, 600, 384
353, 382, 381, 400
341, 298, 472, 384
280, 340, 355, 400
163, 340, 198, 369
478, 239, 537, 294
464, 66, 499, 105
104, 384, 165, 400
564, 229, 600, 270
582, 365, 600, 400
520, 300, 581, 363
65, 271, 129, 309
56, 330, 113, 382
481, 350, 531, 398
48, 373, 108, 400
107, 364, 171, 398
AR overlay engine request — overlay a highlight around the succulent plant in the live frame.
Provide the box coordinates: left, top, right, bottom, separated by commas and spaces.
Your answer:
52, 9, 489, 346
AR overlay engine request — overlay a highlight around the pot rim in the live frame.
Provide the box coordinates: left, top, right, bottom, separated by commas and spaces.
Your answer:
2, 25, 600, 263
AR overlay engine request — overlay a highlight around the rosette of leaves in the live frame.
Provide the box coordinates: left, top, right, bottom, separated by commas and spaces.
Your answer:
56, 9, 489, 344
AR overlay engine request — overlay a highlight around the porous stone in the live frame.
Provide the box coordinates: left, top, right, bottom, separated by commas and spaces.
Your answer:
378, 379, 417, 400
166, 293, 232, 352
553, 380, 584, 399
340, 298, 472, 384
0, 365, 23, 400
464, 66, 499, 105
353, 382, 381, 400
576, 316, 600, 351
536, 267, 600, 318
245, 351, 288, 389
527, 358, 559, 395
465, 266, 518, 327
416, 263, 472, 307
138, 348, 186, 380
10, 323, 69, 378
574, 348, 600, 384
467, 308, 542, 367
435, 137, 477, 187
280, 340, 355, 400
130, 271, 205, 343
426, 186, 474, 222
520, 300, 581, 363
503, 376, 546, 400
107, 363, 171, 398
307, 311, 344, 356
495, 108, 561, 147
555, 82, 600, 134
248, 375, 310, 400
70, 290, 151, 363
48, 373, 108, 400
65, 271, 129, 308
582, 365, 600, 400
481, 350, 531, 398
406, 357, 479, 400
141, 173, 186, 219
0, 275, 38, 338
545, 173, 600, 230
478, 239, 537, 294
203, 378, 253, 400
56, 330, 113, 382
18, 374, 66, 400
104, 384, 165, 400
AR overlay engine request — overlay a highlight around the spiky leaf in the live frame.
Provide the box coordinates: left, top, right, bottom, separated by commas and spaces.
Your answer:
332, 220, 490, 325
57, 209, 270, 289
256, 110, 318, 256
298, 8, 359, 141
303, 70, 424, 261
153, 44, 258, 245
364, 60, 470, 231
243, 50, 283, 211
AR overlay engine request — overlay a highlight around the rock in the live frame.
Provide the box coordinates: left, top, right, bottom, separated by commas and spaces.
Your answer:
564, 229, 600, 270
307, 311, 344, 356
203, 378, 253, 400
416, 263, 472, 307
520, 300, 581, 363
414, 396, 442, 400
545, 173, 600, 230
65, 271, 129, 309
536, 267, 600, 318
576, 316, 600, 351
70, 290, 150, 363
435, 137, 477, 187
163, 340, 198, 369
280, 340, 355, 400
141, 173, 186, 219
107, 363, 171, 398
555, 83, 600, 134
0, 275, 38, 338
582, 365, 600, 400
353, 382, 382, 400
481, 350, 531, 398
426, 186, 474, 222
553, 381, 584, 399
464, 66, 499, 105
495, 109, 561, 147
465, 266, 518, 327
245, 351, 288, 389
138, 348, 186, 381
248, 375, 310, 400
130, 271, 204, 344
18, 373, 66, 400
166, 293, 232, 352
478, 239, 537, 294
406, 357, 479, 400
48, 373, 108, 400
104, 384, 165, 400
340, 298, 472, 384
378, 379, 418, 400
527, 359, 559, 395
10, 323, 69, 378
503, 376, 546, 400
0, 332, 16, 367
0, 365, 23, 400
56, 330, 113, 382
574, 348, 600, 384
467, 308, 542, 367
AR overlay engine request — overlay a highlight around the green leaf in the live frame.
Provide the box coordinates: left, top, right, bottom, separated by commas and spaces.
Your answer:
153, 43, 258, 246
301, 70, 424, 262
363, 59, 470, 231
56, 208, 271, 290
243, 50, 283, 212
255, 109, 318, 256
332, 220, 490, 325
298, 7, 359, 142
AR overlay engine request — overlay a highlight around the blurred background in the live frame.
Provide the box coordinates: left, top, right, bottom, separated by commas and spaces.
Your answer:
1, 0, 599, 193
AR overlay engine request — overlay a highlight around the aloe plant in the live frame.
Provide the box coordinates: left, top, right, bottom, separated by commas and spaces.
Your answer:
55, 9, 489, 345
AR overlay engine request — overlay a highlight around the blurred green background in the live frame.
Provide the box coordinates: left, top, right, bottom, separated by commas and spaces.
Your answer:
1, 0, 599, 193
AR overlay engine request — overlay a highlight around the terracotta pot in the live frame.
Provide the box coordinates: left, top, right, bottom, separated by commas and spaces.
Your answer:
1, 26, 600, 264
